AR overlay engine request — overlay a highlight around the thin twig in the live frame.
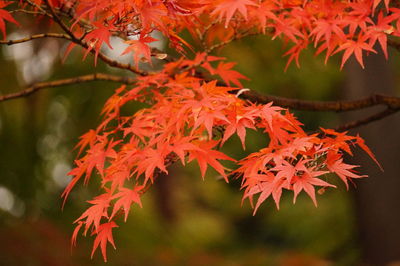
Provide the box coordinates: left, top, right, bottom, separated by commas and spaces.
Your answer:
43, 0, 75, 40
26, 0, 49, 15
234, 89, 400, 112
0, 73, 136, 102
205, 30, 259, 53
335, 108, 398, 132
0, 33, 71, 45
10, 9, 47, 15
42, 0, 149, 76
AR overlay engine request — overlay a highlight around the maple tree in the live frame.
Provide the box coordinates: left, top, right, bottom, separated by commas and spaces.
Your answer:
1, 0, 400, 262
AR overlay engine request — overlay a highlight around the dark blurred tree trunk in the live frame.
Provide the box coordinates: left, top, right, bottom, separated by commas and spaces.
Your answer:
344, 51, 400, 265
154, 171, 176, 224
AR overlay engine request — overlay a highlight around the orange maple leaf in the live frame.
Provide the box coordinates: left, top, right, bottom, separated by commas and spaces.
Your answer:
211, 0, 258, 28
91, 221, 118, 262
122, 35, 158, 67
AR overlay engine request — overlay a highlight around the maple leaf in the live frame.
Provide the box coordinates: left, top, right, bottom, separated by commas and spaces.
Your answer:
12, 0, 386, 261
320, 128, 357, 155
192, 106, 230, 138
0, 1, 19, 40
272, 159, 300, 187
205, 23, 235, 46
110, 186, 143, 222
164, 0, 194, 15
62, 42, 78, 63
272, 17, 304, 43
62, 159, 87, 208
75, 193, 111, 233
122, 35, 158, 67
373, 0, 390, 12
366, 11, 394, 59
83, 22, 113, 65
188, 140, 235, 181
245, 176, 287, 213
283, 40, 308, 70
355, 134, 383, 171
326, 152, 366, 189
335, 35, 377, 69
71, 221, 84, 248
84, 139, 118, 179
292, 173, 335, 206
251, 1, 278, 33
222, 106, 257, 149
133, 147, 168, 184
186, 53, 225, 73
91, 221, 118, 262
212, 62, 249, 87
75, 129, 97, 156
211, 0, 258, 28
310, 19, 346, 47
169, 137, 201, 165
259, 102, 286, 131
101, 90, 125, 117
138, 2, 168, 32
285, 159, 334, 205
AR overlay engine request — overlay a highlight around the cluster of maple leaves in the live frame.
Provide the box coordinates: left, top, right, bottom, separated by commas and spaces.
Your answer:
1, 0, 394, 261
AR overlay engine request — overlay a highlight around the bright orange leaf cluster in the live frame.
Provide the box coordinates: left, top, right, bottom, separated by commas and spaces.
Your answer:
1, 0, 393, 261
64, 57, 378, 261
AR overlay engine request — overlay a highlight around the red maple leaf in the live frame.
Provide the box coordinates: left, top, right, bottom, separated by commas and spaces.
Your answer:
122, 35, 158, 67
292, 173, 335, 206
83, 22, 113, 65
211, 0, 258, 28
91, 221, 118, 262
71, 222, 83, 248
310, 19, 346, 46
110, 186, 143, 222
244, 175, 287, 213
212, 62, 249, 87
188, 140, 235, 181
288, 160, 334, 206
133, 146, 168, 184
75, 129, 97, 156
335, 34, 376, 69
373, 0, 390, 11
0, 1, 18, 40
326, 152, 366, 189
75, 193, 111, 233
355, 134, 383, 171
222, 106, 257, 149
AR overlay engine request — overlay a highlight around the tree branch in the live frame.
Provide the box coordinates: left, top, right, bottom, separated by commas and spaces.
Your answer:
0, 33, 71, 45
205, 30, 260, 53
4, 2, 400, 129
235, 89, 400, 112
42, 0, 149, 76
0, 73, 136, 102
335, 108, 398, 132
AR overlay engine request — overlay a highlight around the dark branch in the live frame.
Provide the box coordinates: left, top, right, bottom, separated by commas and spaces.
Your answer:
42, 0, 149, 76
0, 73, 136, 102
235, 89, 400, 112
335, 108, 398, 132
4, 3, 400, 129
0, 33, 71, 45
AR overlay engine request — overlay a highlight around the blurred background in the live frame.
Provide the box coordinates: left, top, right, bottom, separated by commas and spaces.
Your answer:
0, 16, 400, 266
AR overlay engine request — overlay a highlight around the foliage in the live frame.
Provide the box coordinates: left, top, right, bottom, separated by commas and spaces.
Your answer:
1, 0, 396, 261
